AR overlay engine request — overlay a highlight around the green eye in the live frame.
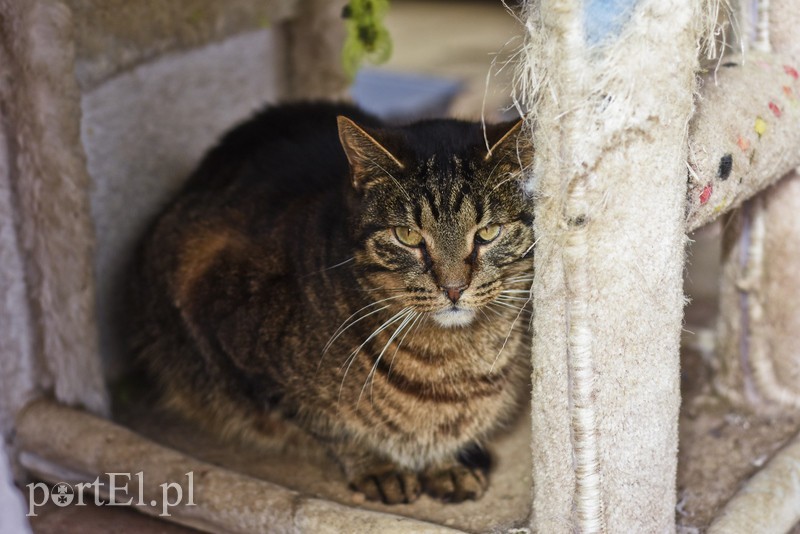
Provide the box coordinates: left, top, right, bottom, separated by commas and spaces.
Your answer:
394, 226, 424, 247
476, 224, 502, 243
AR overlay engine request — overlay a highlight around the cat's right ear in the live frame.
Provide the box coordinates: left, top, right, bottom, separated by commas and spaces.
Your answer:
337, 116, 404, 190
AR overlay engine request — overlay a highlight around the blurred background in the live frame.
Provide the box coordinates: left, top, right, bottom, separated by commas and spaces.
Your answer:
352, 0, 522, 122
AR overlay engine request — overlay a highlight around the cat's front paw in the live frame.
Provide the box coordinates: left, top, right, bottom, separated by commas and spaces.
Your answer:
421, 463, 488, 503
348, 466, 421, 504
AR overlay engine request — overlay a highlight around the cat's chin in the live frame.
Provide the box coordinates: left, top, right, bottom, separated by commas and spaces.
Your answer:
432, 308, 476, 328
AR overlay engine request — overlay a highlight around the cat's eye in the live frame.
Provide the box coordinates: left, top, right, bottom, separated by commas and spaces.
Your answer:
475, 224, 502, 244
394, 226, 424, 247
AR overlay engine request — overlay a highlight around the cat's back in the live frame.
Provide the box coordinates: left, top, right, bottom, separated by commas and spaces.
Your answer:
142, 102, 381, 281
184, 101, 382, 201
135, 103, 379, 330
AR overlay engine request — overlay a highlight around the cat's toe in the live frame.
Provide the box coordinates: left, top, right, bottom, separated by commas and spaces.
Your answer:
422, 464, 488, 503
349, 469, 421, 504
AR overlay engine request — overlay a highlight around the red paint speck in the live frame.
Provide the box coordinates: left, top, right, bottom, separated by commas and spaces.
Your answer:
700, 184, 713, 205
769, 102, 782, 118
784, 65, 799, 79
737, 136, 750, 151
784, 86, 795, 99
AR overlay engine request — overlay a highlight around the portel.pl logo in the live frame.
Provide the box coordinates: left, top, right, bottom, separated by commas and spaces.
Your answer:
27, 471, 196, 517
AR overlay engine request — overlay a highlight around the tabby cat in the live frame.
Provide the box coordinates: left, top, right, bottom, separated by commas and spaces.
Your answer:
130, 102, 534, 504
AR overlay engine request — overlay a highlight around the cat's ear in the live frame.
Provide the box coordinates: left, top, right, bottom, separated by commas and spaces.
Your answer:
337, 116, 404, 190
484, 118, 534, 170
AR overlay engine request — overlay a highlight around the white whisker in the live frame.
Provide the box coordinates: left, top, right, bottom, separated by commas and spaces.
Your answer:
322, 305, 388, 358
490, 294, 530, 373
304, 257, 355, 278
387, 311, 424, 377
360, 310, 417, 406
481, 158, 507, 194
338, 307, 412, 403
369, 158, 411, 201
483, 303, 505, 317
490, 176, 515, 194
321, 295, 404, 358
518, 234, 543, 261
490, 300, 532, 314
506, 275, 534, 282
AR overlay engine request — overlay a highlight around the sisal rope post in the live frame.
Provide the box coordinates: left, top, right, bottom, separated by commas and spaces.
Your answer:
518, 0, 709, 530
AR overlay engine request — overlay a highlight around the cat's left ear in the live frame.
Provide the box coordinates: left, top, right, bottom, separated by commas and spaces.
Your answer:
484, 119, 534, 170
337, 116, 404, 190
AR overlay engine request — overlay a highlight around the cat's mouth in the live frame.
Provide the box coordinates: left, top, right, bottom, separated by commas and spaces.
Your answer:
431, 307, 476, 328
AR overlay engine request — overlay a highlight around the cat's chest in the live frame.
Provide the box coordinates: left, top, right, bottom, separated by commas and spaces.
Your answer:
354, 330, 524, 417
347, 354, 523, 467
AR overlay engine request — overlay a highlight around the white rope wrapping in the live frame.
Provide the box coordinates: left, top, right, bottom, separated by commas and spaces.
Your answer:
563, 184, 605, 534
515, 1, 607, 529
556, 5, 606, 530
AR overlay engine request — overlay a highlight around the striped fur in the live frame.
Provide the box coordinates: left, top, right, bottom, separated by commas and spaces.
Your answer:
129, 102, 534, 504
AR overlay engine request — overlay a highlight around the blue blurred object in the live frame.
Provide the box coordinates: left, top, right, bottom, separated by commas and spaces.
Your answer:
351, 69, 464, 123
584, 0, 639, 45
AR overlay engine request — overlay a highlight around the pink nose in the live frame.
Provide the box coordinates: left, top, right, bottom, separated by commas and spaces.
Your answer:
442, 284, 468, 304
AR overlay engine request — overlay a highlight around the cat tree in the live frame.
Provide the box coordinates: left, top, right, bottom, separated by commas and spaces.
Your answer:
3, 0, 800, 532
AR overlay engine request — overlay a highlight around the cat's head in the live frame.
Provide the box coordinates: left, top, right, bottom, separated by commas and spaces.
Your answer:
338, 115, 534, 328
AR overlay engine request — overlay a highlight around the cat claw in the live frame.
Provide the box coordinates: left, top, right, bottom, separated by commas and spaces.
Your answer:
349, 468, 421, 504
421, 464, 488, 503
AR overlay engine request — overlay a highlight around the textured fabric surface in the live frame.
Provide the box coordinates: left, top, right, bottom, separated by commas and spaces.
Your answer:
84, 29, 282, 377
282, 0, 350, 100
63, 0, 297, 91
707, 10, 800, 412
707, 0, 800, 528
708, 429, 800, 533
0, 0, 108, 420
744, 0, 800, 410
519, 0, 702, 530
0, 442, 30, 534
760, 174, 800, 405
687, 47, 800, 413
17, 400, 457, 534
0, 76, 37, 437
686, 51, 800, 232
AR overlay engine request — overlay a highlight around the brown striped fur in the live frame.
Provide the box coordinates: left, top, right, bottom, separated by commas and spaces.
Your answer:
129, 102, 534, 504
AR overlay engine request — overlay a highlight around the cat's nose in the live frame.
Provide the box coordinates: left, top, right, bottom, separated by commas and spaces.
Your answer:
442, 283, 468, 304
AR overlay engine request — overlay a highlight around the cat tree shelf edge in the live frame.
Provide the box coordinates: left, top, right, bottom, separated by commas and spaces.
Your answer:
708, 429, 800, 533
62, 0, 300, 91
15, 400, 459, 534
